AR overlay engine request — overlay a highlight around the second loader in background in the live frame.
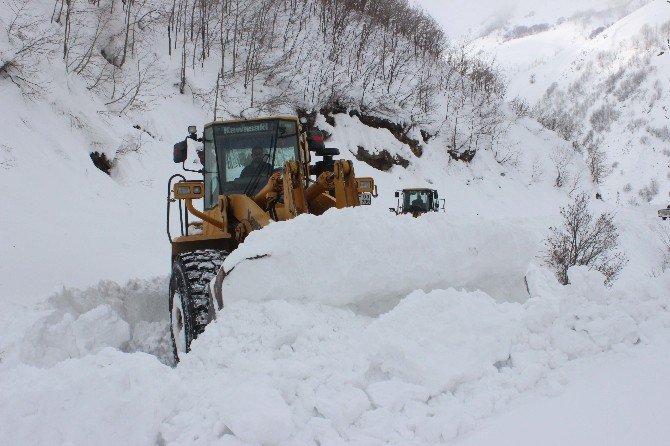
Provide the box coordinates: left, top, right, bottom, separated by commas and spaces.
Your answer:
390, 188, 445, 217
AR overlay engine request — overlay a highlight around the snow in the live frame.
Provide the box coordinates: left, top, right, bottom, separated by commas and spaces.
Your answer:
455, 341, 670, 446
417, 0, 653, 40
3, 82, 670, 445
223, 209, 539, 310
1, 278, 172, 368
449, 0, 670, 204
2, 205, 670, 444
0, 349, 179, 446
2, 0, 670, 444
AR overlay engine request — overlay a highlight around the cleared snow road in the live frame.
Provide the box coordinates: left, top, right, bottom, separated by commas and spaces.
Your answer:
456, 342, 670, 446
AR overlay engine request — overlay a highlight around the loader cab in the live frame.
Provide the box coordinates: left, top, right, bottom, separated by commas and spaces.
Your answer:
390, 188, 445, 216
403, 189, 433, 213
201, 118, 302, 208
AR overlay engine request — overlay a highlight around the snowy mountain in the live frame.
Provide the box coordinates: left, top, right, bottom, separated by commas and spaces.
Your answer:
1, 0, 670, 444
432, 0, 670, 203
419, 0, 653, 42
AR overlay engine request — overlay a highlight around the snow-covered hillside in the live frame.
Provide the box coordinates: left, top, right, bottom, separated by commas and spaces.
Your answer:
444, 0, 670, 203
2, 0, 670, 444
0, 0, 506, 302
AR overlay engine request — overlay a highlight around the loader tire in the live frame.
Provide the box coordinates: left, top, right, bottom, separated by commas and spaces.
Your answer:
169, 249, 228, 364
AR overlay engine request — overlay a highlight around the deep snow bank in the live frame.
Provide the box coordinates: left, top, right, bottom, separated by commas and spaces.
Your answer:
455, 340, 670, 446
223, 207, 540, 313
2, 266, 668, 445
6, 207, 539, 369
3, 203, 670, 445
0, 278, 172, 368
172, 266, 667, 445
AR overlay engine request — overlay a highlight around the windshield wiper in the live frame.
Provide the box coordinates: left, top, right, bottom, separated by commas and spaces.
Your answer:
243, 153, 273, 196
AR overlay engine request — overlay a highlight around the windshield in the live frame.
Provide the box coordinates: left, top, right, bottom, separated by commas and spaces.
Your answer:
210, 119, 299, 195
403, 190, 432, 213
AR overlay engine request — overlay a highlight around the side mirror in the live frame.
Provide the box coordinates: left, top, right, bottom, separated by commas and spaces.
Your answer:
395, 191, 399, 198
173, 140, 188, 163
433, 190, 439, 199
389, 208, 396, 213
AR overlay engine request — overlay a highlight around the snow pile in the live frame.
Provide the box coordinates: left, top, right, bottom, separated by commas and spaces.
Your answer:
2, 278, 172, 368
1, 259, 669, 444
224, 208, 539, 311
2, 206, 539, 371
163, 266, 667, 445
0, 349, 179, 446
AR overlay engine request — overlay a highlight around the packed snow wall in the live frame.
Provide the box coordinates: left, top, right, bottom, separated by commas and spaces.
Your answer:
221, 207, 540, 314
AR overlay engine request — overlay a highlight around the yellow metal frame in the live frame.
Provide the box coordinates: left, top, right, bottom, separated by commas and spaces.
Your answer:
171, 116, 375, 256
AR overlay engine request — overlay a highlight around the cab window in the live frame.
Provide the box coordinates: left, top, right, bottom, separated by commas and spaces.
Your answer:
404, 190, 431, 212
212, 120, 299, 196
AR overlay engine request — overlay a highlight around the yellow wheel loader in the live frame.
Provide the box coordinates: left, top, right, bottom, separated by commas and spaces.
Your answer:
167, 116, 376, 362
389, 188, 445, 217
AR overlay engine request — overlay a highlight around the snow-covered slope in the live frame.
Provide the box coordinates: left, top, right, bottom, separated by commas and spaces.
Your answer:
454, 0, 670, 202
0, 0, 503, 302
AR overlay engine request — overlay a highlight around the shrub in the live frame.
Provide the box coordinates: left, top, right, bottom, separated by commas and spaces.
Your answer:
543, 193, 628, 285
590, 103, 620, 133
586, 146, 610, 184
647, 126, 670, 143
638, 179, 659, 202
550, 146, 575, 189
614, 67, 649, 102
509, 96, 530, 118
503, 23, 550, 41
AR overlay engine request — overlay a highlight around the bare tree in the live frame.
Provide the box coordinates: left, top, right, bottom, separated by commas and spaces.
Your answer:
543, 193, 628, 285
649, 225, 670, 277
509, 96, 530, 119
104, 54, 161, 114
638, 178, 659, 202
586, 145, 610, 184
550, 146, 574, 188
579, 131, 611, 184
532, 84, 583, 141
529, 157, 545, 184
1, 0, 57, 95
42, 0, 507, 136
